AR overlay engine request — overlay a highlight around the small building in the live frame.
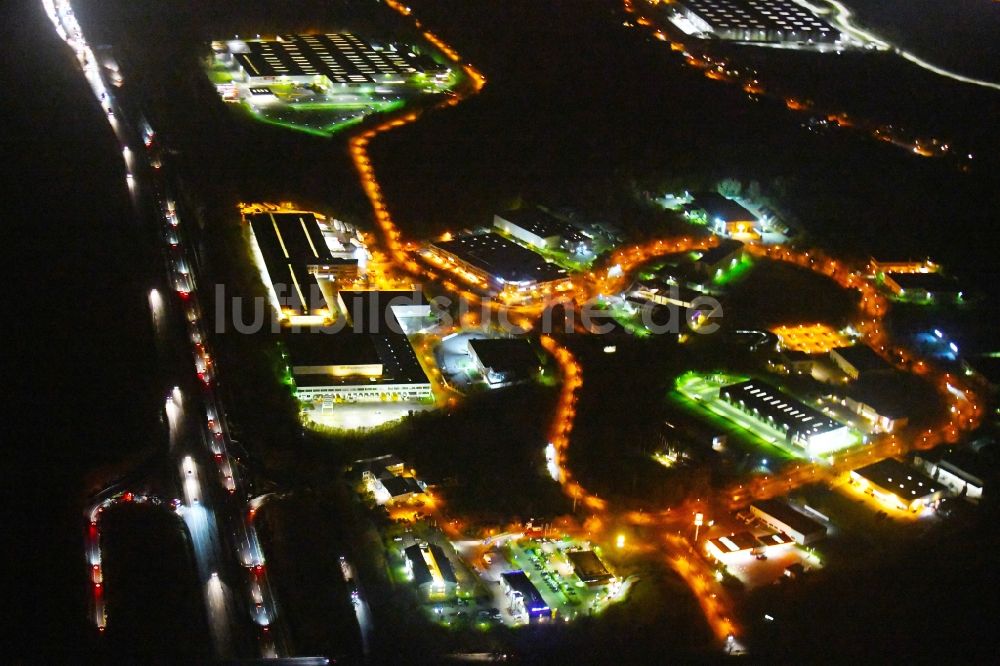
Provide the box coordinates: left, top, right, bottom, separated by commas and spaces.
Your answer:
377, 476, 426, 504
705, 531, 762, 560
829, 345, 894, 381
493, 208, 592, 255
566, 550, 613, 586
750, 500, 826, 545
915, 449, 986, 503
468, 338, 540, 387
685, 192, 759, 237
353, 454, 406, 484
500, 571, 551, 623
404, 543, 457, 597
630, 280, 707, 310
769, 350, 817, 375
850, 458, 945, 512
693, 239, 746, 278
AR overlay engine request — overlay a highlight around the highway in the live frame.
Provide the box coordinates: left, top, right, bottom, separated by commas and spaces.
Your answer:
43, 0, 287, 658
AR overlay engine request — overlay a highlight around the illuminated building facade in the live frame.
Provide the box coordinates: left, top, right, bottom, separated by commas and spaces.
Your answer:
750, 500, 826, 545
719, 380, 853, 456
493, 208, 592, 255
500, 571, 551, 623
850, 458, 945, 512
676, 0, 840, 44
426, 233, 572, 296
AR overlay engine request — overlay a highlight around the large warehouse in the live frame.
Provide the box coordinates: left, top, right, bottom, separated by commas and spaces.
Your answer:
283, 329, 432, 404
719, 380, 854, 456
676, 0, 840, 44
227, 33, 448, 87
850, 458, 946, 512
493, 208, 592, 255
245, 208, 364, 325
426, 233, 572, 296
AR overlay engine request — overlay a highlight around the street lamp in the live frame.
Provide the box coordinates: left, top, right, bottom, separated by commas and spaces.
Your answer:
694, 512, 704, 541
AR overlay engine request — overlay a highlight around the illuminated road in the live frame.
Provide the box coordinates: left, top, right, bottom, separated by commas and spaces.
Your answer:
794, 0, 1000, 92
45, 0, 287, 657
51, 0, 988, 656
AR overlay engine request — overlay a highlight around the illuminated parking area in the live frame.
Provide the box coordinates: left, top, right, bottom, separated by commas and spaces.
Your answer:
772, 323, 853, 354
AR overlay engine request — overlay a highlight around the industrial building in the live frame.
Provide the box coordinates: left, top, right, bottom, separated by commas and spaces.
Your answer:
566, 551, 613, 586
719, 380, 853, 456
675, 0, 840, 44
829, 345, 894, 381
915, 449, 986, 502
337, 289, 431, 334
850, 458, 946, 512
839, 383, 910, 434
500, 571, 551, 623
226, 33, 448, 87
426, 233, 571, 295
882, 271, 962, 302
693, 239, 746, 277
245, 208, 365, 324
404, 543, 457, 597
493, 208, 593, 255
284, 330, 432, 404
750, 500, 827, 545
352, 454, 428, 504
467, 337, 541, 387
705, 531, 763, 560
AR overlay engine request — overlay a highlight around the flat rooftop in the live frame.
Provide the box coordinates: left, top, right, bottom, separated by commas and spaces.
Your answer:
708, 531, 761, 554
281, 330, 380, 369
852, 458, 946, 499
501, 571, 548, 610
680, 0, 836, 38
831, 345, 894, 374
468, 338, 540, 378
696, 238, 745, 266
233, 33, 442, 84
890, 272, 961, 293
338, 289, 426, 334
751, 500, 826, 539
720, 380, 844, 439
284, 332, 430, 387
495, 208, 588, 243
690, 192, 756, 223
248, 211, 333, 314
431, 233, 569, 285
566, 550, 613, 584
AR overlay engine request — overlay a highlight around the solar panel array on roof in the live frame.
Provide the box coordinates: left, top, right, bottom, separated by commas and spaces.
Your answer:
234, 33, 439, 84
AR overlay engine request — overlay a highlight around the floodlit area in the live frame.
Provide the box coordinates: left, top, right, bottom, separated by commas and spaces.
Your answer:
304, 400, 436, 430
772, 323, 853, 354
